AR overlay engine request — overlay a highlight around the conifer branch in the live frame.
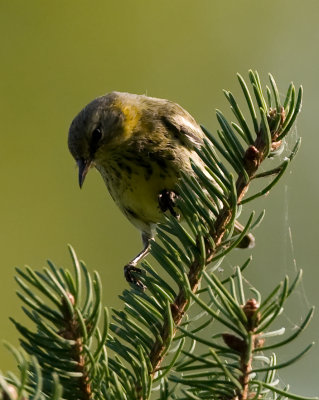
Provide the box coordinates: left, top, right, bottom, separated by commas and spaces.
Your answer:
148, 71, 303, 377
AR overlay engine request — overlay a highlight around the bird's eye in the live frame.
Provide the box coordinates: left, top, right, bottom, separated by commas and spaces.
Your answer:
92, 127, 102, 143
90, 127, 103, 155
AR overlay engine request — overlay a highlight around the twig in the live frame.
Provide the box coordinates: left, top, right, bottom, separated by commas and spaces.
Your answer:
60, 293, 92, 400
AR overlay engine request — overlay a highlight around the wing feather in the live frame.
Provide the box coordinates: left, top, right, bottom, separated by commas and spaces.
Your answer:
160, 102, 204, 149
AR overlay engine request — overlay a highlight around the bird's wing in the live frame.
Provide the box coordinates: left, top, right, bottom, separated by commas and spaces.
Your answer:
161, 102, 204, 149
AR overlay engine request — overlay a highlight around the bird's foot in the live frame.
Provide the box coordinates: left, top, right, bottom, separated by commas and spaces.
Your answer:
158, 189, 180, 219
124, 264, 147, 291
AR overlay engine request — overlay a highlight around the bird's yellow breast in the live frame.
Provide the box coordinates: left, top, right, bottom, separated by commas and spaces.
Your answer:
95, 144, 194, 235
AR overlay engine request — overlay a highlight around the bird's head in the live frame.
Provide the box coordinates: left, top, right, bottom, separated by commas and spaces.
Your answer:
68, 92, 125, 188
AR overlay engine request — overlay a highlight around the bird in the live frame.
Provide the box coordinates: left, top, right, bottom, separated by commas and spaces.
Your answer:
68, 92, 254, 289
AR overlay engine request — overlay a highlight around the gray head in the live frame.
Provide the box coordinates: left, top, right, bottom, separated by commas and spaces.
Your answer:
68, 92, 125, 187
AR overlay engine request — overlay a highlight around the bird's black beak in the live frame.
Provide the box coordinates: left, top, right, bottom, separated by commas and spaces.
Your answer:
77, 158, 92, 188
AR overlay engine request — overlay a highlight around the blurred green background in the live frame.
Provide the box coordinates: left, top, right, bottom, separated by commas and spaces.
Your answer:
0, 0, 318, 395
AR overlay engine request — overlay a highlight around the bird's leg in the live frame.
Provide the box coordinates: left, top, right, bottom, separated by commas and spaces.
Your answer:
124, 232, 151, 290
158, 189, 180, 219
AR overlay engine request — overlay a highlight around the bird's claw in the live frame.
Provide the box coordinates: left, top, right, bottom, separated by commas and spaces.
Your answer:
124, 264, 147, 291
158, 189, 180, 219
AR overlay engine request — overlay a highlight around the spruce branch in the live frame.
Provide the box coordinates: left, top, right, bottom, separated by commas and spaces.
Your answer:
169, 269, 315, 400
0, 346, 62, 400
6, 248, 112, 400
147, 71, 303, 376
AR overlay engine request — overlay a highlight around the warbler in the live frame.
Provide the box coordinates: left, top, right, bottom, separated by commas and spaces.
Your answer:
68, 92, 254, 288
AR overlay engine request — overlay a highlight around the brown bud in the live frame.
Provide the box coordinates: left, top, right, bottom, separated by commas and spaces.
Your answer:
243, 298, 259, 316
268, 106, 285, 126
243, 298, 260, 331
66, 292, 75, 305
254, 335, 265, 349
244, 146, 260, 169
268, 108, 277, 119
222, 333, 246, 352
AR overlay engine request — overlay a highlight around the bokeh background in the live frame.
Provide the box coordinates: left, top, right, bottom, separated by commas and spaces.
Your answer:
0, 0, 318, 395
